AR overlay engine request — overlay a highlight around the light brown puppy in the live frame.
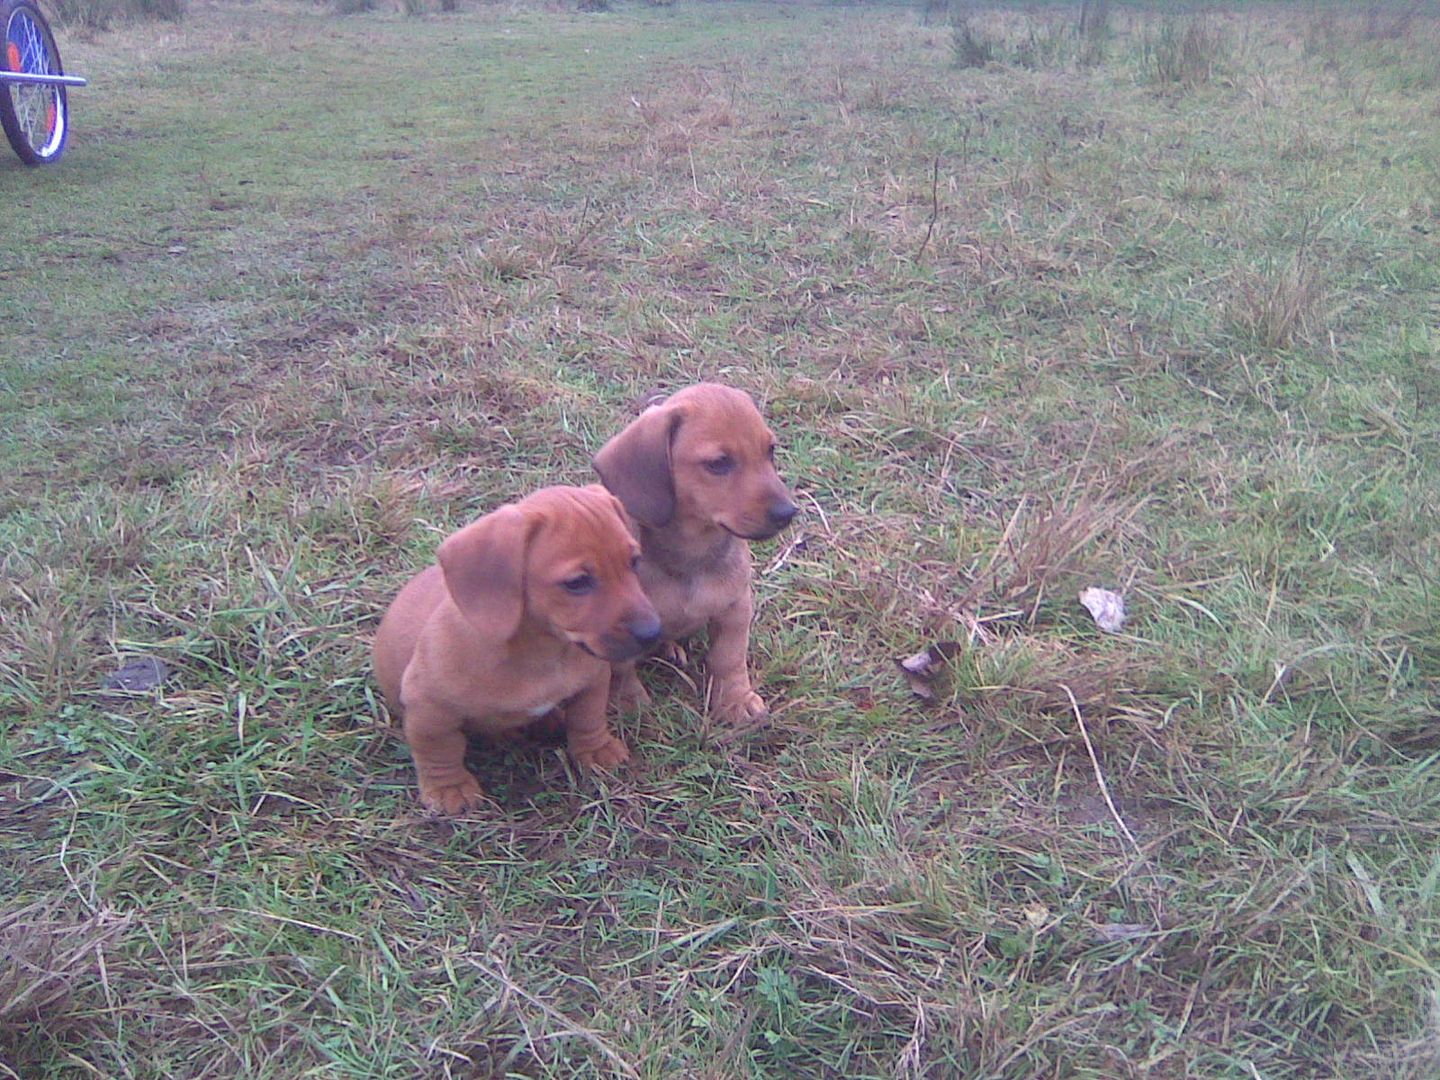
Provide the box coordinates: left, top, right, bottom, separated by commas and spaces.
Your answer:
593, 384, 797, 724
372, 485, 661, 815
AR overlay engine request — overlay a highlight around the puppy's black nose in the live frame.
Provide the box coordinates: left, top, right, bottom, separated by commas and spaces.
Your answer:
627, 613, 662, 647
767, 500, 798, 531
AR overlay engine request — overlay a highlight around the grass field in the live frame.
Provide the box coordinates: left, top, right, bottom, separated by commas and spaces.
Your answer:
3, 0, 1440, 1076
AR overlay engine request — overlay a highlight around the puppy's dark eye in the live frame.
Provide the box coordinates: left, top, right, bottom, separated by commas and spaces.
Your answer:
630, 555, 642, 572
562, 573, 596, 596
703, 455, 735, 476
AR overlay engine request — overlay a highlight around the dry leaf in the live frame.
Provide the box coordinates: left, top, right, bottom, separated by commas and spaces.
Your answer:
894, 641, 961, 700
1079, 587, 1126, 633
1023, 903, 1051, 929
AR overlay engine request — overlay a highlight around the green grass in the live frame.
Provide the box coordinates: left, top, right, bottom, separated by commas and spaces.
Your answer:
4, 1, 1440, 1076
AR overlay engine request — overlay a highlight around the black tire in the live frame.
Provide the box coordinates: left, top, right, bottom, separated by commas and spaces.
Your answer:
1, 0, 70, 165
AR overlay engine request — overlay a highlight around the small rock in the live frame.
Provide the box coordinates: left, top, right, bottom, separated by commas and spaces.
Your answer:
101, 657, 171, 692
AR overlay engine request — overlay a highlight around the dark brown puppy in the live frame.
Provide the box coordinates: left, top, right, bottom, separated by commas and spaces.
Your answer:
593, 384, 797, 724
373, 485, 660, 814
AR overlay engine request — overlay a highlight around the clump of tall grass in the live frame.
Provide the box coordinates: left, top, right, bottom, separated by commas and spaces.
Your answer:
1007, 20, 1075, 70
953, 13, 1088, 72
1078, 0, 1110, 65
1230, 253, 1326, 350
950, 17, 994, 69
1144, 16, 1231, 88
945, 7, 1120, 73
52, 0, 184, 29
1361, 3, 1419, 41
1301, 9, 1343, 60
919, 0, 952, 27
1304, 4, 1422, 59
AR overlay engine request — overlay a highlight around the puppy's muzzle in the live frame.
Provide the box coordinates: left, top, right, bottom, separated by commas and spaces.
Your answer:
594, 610, 664, 662
626, 612, 663, 649
766, 499, 799, 532
734, 497, 799, 541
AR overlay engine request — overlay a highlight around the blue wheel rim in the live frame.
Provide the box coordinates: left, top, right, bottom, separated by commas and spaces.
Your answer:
5, 7, 67, 160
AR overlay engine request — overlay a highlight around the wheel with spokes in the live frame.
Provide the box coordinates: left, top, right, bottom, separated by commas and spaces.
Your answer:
1, 0, 70, 165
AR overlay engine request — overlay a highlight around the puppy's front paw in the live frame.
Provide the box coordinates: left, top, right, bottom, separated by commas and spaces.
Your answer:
715, 687, 769, 726
656, 641, 688, 667
571, 735, 631, 771
418, 775, 485, 815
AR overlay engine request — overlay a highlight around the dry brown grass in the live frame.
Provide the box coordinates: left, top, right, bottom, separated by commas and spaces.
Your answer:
0, 902, 132, 1043
1230, 253, 1327, 350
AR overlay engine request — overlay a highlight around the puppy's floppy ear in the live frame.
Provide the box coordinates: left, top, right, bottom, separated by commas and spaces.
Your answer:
593, 403, 685, 528
437, 506, 536, 639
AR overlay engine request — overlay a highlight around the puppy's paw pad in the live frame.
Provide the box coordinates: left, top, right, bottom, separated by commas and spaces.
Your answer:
419, 778, 485, 815
572, 736, 631, 771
